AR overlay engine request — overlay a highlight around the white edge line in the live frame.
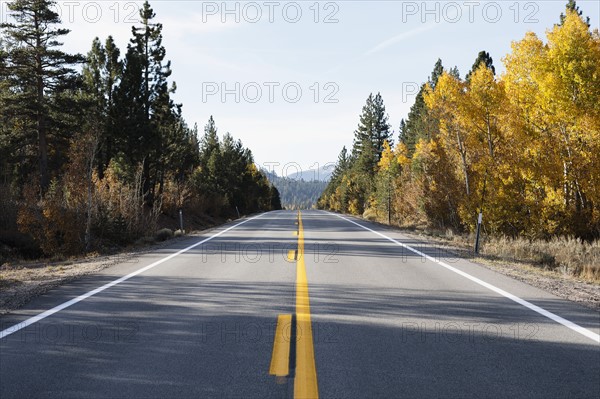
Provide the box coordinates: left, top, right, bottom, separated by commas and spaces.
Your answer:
0, 213, 265, 340
329, 212, 600, 344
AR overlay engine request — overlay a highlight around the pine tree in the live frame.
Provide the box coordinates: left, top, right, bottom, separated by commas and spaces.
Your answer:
200, 116, 220, 163
80, 38, 106, 181
83, 38, 106, 114
1, 0, 84, 193
112, 44, 146, 171
372, 93, 393, 156
133, 1, 173, 200
398, 119, 407, 142
111, 1, 175, 201
197, 116, 223, 199
559, 0, 590, 27
429, 58, 444, 89
159, 107, 199, 192
352, 93, 374, 158
466, 51, 495, 82
101, 36, 123, 176
401, 59, 445, 157
352, 92, 391, 164
0, 38, 11, 182
270, 186, 282, 210
331, 146, 349, 182
448, 66, 461, 79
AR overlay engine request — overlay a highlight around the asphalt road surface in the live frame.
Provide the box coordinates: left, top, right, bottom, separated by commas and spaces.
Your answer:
1, 210, 599, 398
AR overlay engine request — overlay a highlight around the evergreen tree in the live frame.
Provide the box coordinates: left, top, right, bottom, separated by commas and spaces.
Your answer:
82, 36, 122, 177
112, 44, 146, 171
401, 59, 445, 157
559, 0, 590, 27
466, 51, 495, 82
352, 92, 391, 166
372, 93, 392, 155
133, 1, 173, 200
331, 146, 350, 182
200, 115, 220, 163
111, 1, 175, 201
0, 0, 83, 193
159, 107, 199, 190
352, 93, 374, 158
428, 58, 444, 89
401, 89, 427, 156
80, 38, 106, 177
448, 66, 461, 79
271, 186, 282, 210
104, 36, 122, 114
0, 39, 11, 183
83, 38, 106, 114
197, 116, 223, 198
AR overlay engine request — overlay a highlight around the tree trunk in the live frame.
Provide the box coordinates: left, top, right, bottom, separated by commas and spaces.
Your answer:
38, 112, 49, 193
456, 129, 470, 196
33, 14, 49, 194
85, 134, 98, 251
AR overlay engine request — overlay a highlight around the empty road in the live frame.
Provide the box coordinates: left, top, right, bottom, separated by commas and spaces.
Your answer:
1, 210, 599, 398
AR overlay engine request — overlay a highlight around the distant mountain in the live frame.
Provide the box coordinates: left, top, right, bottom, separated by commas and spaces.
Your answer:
263, 170, 329, 210
285, 165, 334, 182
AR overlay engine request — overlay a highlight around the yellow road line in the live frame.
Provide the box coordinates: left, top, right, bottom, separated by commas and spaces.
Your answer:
288, 250, 298, 262
294, 211, 319, 399
268, 212, 319, 397
269, 314, 292, 377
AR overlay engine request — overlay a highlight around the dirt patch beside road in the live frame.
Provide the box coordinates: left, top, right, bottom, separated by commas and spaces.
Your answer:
0, 229, 215, 315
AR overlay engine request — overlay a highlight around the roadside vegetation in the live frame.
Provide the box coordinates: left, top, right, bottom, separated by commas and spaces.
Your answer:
0, 1, 281, 266
396, 226, 600, 283
319, 2, 600, 282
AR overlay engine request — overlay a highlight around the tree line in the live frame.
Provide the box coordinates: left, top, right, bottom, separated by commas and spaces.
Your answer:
265, 171, 328, 210
0, 0, 280, 258
319, 3, 600, 241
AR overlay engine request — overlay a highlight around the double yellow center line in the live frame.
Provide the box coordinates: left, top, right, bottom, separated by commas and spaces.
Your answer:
269, 211, 319, 398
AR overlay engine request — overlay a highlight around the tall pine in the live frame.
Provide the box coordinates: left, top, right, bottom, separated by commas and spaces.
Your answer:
352, 92, 392, 170
400, 59, 446, 157
1, 0, 83, 193
112, 1, 174, 201
82, 36, 123, 177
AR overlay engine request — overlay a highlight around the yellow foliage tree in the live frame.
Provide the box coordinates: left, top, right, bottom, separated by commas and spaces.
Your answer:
502, 9, 600, 237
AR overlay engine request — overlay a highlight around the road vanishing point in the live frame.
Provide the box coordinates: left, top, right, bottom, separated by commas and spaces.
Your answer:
1, 210, 599, 398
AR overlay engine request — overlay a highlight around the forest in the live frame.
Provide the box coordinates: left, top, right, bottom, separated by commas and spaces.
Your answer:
265, 171, 328, 210
0, 0, 280, 261
319, 4, 600, 279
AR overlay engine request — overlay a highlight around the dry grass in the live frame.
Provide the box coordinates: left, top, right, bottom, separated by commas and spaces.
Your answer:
389, 217, 600, 283
362, 208, 378, 222
481, 236, 600, 281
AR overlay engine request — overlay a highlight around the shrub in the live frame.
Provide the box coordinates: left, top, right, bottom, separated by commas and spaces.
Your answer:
363, 208, 377, 221
155, 228, 173, 242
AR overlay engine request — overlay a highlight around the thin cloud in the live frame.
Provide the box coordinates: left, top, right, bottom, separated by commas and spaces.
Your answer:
365, 24, 437, 55
324, 23, 438, 75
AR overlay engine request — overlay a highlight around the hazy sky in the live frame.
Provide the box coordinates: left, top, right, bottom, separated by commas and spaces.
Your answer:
2, 1, 598, 176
